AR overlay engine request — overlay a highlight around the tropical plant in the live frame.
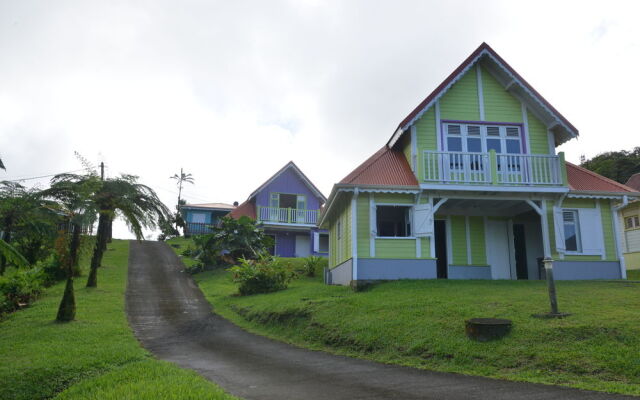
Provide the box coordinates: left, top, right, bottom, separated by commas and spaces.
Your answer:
299, 255, 326, 278
229, 254, 292, 295
40, 173, 99, 322
170, 168, 194, 207
0, 181, 49, 274
0, 267, 45, 315
86, 174, 170, 288
193, 216, 274, 267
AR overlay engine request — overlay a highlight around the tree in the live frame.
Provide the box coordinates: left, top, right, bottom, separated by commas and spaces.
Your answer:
580, 147, 640, 184
0, 182, 46, 274
170, 169, 193, 232
86, 174, 170, 288
40, 174, 99, 322
0, 157, 5, 170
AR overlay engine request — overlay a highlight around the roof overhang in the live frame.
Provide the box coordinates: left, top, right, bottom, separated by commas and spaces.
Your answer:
567, 191, 640, 200
388, 43, 579, 149
247, 161, 327, 203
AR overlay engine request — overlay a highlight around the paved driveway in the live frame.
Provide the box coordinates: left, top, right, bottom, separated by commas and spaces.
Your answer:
126, 241, 634, 400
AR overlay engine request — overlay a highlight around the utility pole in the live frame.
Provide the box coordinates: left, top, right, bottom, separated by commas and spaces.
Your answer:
100, 162, 104, 181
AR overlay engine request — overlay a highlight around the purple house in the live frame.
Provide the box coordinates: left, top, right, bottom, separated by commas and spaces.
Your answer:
228, 161, 328, 258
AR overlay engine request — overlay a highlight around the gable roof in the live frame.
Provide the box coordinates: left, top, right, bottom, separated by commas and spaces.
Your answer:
339, 146, 419, 187
626, 173, 640, 191
566, 162, 638, 194
388, 42, 578, 149
248, 161, 327, 203
227, 199, 256, 219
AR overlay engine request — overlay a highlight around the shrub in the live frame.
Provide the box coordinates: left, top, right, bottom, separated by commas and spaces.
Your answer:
299, 256, 326, 278
39, 255, 66, 286
0, 267, 45, 315
229, 255, 292, 295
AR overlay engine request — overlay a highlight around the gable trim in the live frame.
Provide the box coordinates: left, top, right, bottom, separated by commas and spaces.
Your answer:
248, 161, 327, 203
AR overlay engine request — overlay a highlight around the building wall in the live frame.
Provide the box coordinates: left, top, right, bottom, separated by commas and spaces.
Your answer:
255, 167, 322, 211
408, 64, 554, 182
329, 194, 352, 268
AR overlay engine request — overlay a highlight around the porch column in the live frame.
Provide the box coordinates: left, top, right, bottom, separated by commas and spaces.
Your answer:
525, 199, 559, 315
351, 189, 359, 282
612, 196, 629, 279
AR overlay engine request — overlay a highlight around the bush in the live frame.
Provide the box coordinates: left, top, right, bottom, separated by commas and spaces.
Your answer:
39, 256, 66, 286
229, 255, 292, 296
0, 267, 45, 315
299, 256, 326, 278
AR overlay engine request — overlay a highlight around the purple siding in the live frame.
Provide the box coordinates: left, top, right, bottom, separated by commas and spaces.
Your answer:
273, 231, 295, 257
256, 168, 322, 210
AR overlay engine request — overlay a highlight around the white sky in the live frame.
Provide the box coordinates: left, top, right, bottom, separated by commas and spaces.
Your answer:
1, 0, 638, 239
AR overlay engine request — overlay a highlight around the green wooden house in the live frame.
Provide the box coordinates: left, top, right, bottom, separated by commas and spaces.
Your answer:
319, 43, 640, 286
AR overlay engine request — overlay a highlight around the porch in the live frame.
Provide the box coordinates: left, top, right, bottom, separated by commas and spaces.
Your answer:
423, 150, 565, 186
257, 206, 319, 225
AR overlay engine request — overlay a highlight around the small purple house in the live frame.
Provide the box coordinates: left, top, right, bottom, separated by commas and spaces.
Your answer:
229, 161, 328, 258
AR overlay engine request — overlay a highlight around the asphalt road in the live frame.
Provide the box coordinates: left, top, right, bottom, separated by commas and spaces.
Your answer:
125, 241, 634, 400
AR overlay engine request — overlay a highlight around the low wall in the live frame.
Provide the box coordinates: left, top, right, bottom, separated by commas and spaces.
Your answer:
357, 259, 437, 281
327, 259, 353, 285
448, 265, 491, 280
553, 261, 622, 280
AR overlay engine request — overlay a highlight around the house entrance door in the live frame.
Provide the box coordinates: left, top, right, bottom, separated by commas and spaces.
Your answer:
434, 220, 448, 279
487, 219, 513, 279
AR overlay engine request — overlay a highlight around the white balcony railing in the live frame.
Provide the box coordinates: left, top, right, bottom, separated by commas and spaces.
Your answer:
257, 206, 319, 225
423, 150, 563, 186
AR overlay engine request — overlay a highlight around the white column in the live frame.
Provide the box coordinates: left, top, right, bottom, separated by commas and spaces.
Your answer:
351, 189, 359, 281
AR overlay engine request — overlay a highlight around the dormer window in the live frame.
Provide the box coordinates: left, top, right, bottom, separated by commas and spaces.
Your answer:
444, 122, 523, 155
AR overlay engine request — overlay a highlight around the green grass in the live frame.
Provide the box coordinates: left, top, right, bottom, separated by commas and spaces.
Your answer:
0, 240, 238, 400
195, 269, 640, 396
166, 236, 199, 268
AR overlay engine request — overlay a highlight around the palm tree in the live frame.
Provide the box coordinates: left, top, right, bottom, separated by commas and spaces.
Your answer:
41, 174, 99, 322
0, 182, 41, 274
0, 157, 5, 170
170, 168, 194, 206
86, 174, 170, 288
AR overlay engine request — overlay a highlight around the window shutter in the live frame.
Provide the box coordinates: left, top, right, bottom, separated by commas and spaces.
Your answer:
313, 232, 319, 253
553, 206, 565, 253
578, 208, 604, 256
413, 204, 433, 237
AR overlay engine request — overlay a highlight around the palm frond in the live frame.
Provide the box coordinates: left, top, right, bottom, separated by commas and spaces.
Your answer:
0, 239, 28, 268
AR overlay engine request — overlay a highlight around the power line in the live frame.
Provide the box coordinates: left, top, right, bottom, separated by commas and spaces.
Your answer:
1, 169, 87, 183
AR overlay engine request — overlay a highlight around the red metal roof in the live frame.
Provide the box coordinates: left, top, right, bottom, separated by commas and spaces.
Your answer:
339, 147, 419, 187
227, 199, 256, 219
393, 42, 578, 142
566, 162, 638, 193
626, 173, 640, 191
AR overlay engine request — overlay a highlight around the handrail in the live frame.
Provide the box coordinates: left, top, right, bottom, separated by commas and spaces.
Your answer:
257, 206, 319, 224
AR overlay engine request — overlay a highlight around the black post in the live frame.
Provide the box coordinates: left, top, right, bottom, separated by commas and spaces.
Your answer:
543, 257, 559, 315
100, 162, 104, 180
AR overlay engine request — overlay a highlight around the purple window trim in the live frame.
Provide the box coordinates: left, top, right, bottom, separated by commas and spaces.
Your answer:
440, 119, 527, 154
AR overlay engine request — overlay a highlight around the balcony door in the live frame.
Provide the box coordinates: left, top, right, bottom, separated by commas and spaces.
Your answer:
269, 193, 307, 223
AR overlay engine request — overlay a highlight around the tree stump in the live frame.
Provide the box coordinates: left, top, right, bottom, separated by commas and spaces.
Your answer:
465, 318, 512, 342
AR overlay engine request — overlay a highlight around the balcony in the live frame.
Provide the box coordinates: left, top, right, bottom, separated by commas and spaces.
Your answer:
257, 206, 319, 225
423, 150, 565, 186
184, 222, 214, 236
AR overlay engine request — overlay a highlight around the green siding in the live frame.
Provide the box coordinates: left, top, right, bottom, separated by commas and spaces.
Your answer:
450, 216, 468, 265
357, 195, 370, 258
420, 237, 431, 259
481, 66, 522, 123
526, 109, 550, 154
375, 239, 415, 258
329, 195, 352, 268
468, 216, 487, 265
374, 193, 414, 204
415, 108, 437, 182
440, 67, 480, 121
600, 199, 617, 261
400, 134, 412, 172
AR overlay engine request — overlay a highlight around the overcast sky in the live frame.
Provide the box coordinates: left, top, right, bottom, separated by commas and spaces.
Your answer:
1, 0, 638, 239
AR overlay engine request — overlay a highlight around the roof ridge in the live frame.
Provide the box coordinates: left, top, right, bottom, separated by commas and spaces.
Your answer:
566, 161, 637, 192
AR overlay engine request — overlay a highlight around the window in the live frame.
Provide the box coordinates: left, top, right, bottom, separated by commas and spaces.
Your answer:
318, 233, 329, 253
444, 122, 523, 154
625, 215, 640, 230
337, 220, 342, 240
376, 206, 412, 237
191, 212, 206, 224
563, 210, 581, 252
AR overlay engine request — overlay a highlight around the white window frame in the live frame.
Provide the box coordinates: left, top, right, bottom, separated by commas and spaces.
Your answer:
624, 215, 640, 230
318, 233, 329, 253
374, 203, 415, 239
562, 209, 582, 254
443, 122, 524, 154
191, 212, 207, 224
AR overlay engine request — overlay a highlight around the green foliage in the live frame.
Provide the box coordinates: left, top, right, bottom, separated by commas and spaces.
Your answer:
195, 271, 640, 396
193, 216, 274, 267
581, 147, 640, 184
299, 256, 326, 277
229, 255, 292, 295
0, 240, 237, 400
0, 267, 45, 314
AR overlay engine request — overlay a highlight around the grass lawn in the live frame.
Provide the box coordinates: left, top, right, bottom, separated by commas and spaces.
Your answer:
193, 268, 640, 396
0, 239, 238, 400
